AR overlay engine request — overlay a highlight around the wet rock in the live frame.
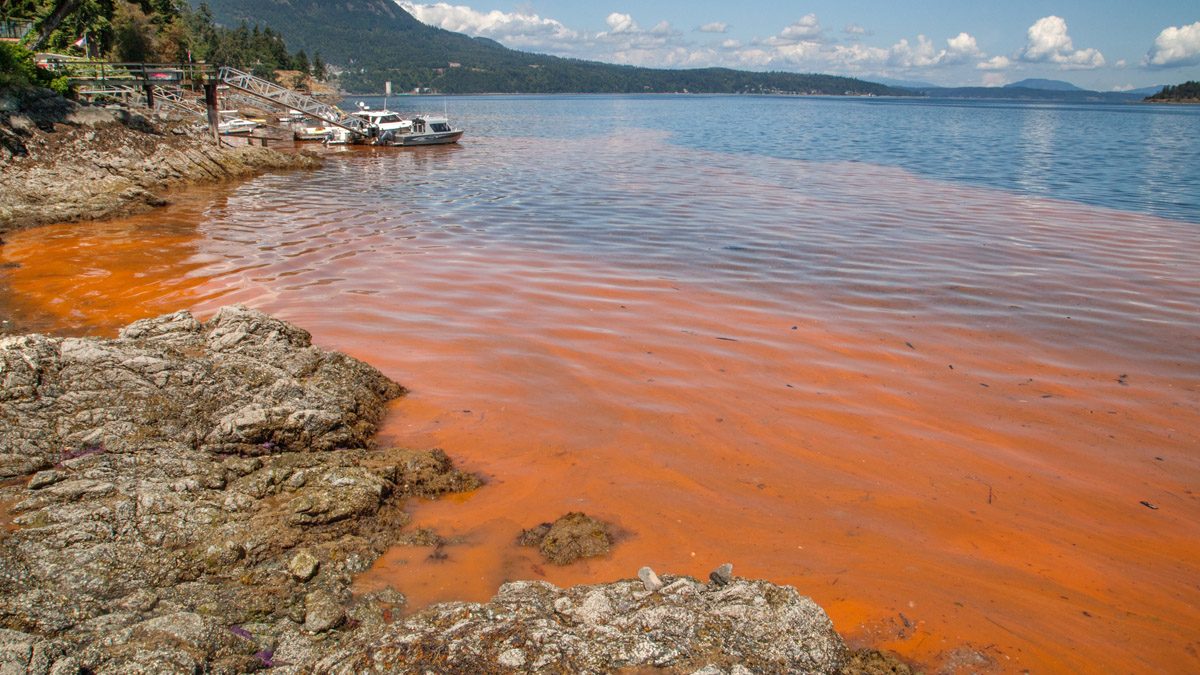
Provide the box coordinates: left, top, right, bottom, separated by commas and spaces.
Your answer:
324, 574, 847, 673
365, 586, 406, 605
289, 549, 321, 582
26, 470, 66, 490
837, 648, 915, 675
304, 590, 345, 633
393, 448, 482, 497
518, 512, 612, 565
710, 562, 734, 587
130, 612, 251, 656
639, 566, 665, 592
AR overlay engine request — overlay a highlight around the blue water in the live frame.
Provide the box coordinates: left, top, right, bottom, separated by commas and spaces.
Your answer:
353, 94, 1200, 224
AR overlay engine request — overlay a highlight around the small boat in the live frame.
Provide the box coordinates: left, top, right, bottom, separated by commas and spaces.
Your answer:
217, 111, 258, 135
374, 115, 464, 146
326, 107, 464, 146
295, 123, 337, 141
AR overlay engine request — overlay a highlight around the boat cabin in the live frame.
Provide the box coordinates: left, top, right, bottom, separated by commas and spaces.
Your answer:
412, 116, 453, 134
351, 109, 411, 135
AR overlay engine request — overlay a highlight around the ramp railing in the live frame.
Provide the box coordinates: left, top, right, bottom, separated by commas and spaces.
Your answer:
217, 66, 366, 135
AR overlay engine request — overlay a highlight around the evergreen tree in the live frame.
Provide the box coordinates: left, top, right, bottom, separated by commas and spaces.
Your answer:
109, 0, 154, 62
311, 50, 325, 81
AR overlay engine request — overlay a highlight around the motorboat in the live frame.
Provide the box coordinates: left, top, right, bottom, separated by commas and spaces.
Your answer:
295, 123, 338, 141
373, 114, 464, 146
217, 111, 258, 135
323, 107, 464, 146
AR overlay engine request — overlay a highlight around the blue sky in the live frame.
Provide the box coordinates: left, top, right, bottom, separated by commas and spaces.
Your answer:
396, 0, 1200, 90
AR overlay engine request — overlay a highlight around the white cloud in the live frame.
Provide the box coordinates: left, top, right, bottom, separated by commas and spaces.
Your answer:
649, 20, 678, 37
1017, 16, 1105, 69
775, 14, 825, 43
1143, 22, 1200, 68
397, 3, 1004, 84
977, 55, 1011, 71
606, 12, 636, 34
821, 42, 887, 72
884, 33, 985, 68
398, 1, 581, 52
887, 36, 940, 68
944, 32, 984, 64
399, 3, 690, 60
981, 72, 1007, 87
1112, 83, 1134, 91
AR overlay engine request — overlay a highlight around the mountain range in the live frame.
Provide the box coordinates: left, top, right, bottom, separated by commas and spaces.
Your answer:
1005, 78, 1166, 97
197, 0, 906, 95
198, 1, 1170, 100
1004, 78, 1085, 91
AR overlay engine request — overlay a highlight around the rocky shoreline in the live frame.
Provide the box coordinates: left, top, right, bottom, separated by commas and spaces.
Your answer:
0, 307, 911, 674
0, 88, 320, 235
0, 91, 916, 672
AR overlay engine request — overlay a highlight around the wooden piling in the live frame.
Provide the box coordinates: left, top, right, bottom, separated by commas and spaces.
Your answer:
204, 83, 219, 145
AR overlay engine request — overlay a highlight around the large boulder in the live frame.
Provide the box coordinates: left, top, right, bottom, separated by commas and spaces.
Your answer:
0, 307, 468, 672
319, 574, 846, 674
0, 304, 403, 476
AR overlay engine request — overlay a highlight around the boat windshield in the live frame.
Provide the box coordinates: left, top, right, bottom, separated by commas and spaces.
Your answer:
430, 123, 451, 132
377, 114, 405, 124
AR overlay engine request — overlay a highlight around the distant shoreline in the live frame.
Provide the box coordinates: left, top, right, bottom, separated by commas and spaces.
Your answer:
1138, 98, 1200, 104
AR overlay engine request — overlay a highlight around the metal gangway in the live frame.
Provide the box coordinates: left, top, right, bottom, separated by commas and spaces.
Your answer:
217, 66, 367, 137
74, 83, 206, 117
39, 59, 367, 141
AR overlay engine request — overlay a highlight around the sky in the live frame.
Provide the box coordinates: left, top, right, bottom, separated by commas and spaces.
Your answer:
394, 0, 1200, 91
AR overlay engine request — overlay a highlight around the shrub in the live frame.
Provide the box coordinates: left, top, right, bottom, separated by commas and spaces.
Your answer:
0, 42, 72, 96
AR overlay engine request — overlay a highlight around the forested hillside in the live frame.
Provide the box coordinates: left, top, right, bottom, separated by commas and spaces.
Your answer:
198, 0, 907, 95
1143, 81, 1200, 102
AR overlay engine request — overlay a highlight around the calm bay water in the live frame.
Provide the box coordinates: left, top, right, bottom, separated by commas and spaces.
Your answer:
373, 94, 1200, 223
3, 95, 1199, 672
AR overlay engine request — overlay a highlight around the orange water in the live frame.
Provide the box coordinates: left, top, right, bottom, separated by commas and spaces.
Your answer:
2, 134, 1198, 673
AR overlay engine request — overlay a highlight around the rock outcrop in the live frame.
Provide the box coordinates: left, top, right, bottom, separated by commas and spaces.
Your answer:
0, 306, 473, 672
0, 307, 863, 673
322, 575, 847, 674
519, 512, 614, 565
0, 88, 320, 234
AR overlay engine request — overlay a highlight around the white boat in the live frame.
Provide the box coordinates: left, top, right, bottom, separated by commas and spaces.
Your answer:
217, 111, 258, 135
374, 114, 464, 146
296, 123, 337, 141
324, 107, 464, 146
